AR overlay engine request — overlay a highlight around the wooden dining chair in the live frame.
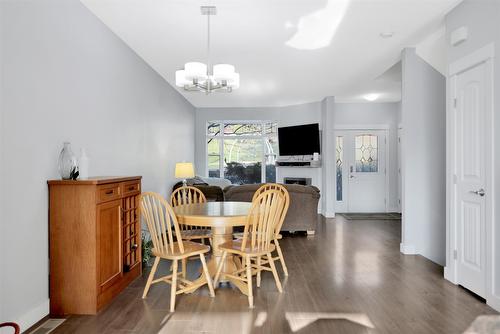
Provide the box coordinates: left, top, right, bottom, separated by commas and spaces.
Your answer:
170, 186, 213, 277
253, 183, 290, 276
214, 189, 286, 308
140, 192, 215, 312
234, 183, 290, 276
0, 323, 20, 334
170, 186, 212, 244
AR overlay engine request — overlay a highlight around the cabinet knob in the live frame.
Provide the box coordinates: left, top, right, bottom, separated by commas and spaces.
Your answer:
131, 244, 138, 250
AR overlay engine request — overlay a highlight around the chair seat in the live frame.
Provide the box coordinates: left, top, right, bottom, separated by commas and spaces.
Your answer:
219, 240, 275, 256
152, 241, 210, 259
233, 232, 282, 240
180, 229, 211, 240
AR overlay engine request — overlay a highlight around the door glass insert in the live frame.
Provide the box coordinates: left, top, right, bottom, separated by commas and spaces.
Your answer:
336, 136, 343, 201
355, 134, 378, 172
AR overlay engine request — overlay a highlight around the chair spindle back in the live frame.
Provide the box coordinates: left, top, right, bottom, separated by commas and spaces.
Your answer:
252, 184, 290, 237
241, 189, 286, 252
170, 186, 207, 231
141, 192, 184, 255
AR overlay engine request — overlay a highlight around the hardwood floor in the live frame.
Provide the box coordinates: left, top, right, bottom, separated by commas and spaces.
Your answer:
49, 215, 497, 334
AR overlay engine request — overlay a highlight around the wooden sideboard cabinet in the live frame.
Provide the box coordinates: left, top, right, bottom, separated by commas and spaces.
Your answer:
48, 176, 142, 315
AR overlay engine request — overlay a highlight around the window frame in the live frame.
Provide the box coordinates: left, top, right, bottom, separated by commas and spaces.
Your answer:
206, 120, 278, 183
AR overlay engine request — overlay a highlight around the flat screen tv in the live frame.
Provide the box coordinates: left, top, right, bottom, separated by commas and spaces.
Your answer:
278, 123, 320, 156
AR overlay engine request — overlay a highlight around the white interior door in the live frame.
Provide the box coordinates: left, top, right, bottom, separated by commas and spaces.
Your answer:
454, 60, 489, 298
336, 130, 387, 213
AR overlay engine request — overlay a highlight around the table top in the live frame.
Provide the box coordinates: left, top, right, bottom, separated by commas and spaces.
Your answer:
173, 201, 252, 227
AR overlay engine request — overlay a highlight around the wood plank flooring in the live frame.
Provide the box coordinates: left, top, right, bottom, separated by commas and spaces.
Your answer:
49, 215, 497, 334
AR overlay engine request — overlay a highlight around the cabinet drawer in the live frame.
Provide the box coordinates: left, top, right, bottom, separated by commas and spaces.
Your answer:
122, 181, 141, 196
97, 184, 121, 203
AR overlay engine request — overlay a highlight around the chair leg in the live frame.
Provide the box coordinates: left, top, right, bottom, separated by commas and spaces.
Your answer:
170, 259, 178, 312
199, 254, 215, 297
246, 256, 254, 308
256, 256, 262, 288
213, 251, 228, 287
142, 257, 160, 299
181, 258, 187, 279
267, 253, 283, 293
275, 240, 289, 276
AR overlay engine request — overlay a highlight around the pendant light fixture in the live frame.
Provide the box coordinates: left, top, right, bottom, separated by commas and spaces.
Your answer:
175, 6, 239, 93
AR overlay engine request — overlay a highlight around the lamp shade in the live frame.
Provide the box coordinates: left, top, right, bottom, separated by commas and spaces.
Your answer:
213, 64, 235, 81
184, 62, 207, 81
228, 73, 240, 88
175, 70, 191, 87
175, 162, 195, 179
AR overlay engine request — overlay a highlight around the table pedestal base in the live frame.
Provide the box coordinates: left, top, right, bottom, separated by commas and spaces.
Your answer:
190, 225, 249, 296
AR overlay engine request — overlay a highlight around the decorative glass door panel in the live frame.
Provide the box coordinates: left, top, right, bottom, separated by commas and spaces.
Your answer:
336, 130, 387, 213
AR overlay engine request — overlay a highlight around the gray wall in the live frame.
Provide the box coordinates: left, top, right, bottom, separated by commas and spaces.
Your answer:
321, 97, 336, 217
0, 0, 195, 330
445, 0, 500, 310
400, 48, 446, 265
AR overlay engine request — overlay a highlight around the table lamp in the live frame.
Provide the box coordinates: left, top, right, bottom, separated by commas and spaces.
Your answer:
175, 162, 195, 187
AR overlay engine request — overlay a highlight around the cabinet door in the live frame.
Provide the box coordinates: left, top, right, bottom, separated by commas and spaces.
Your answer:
97, 199, 122, 292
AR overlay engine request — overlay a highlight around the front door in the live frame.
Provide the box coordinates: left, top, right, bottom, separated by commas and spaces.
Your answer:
453, 59, 490, 298
336, 130, 387, 213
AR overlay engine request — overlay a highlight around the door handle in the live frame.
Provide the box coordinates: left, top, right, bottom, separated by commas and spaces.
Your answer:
470, 188, 485, 197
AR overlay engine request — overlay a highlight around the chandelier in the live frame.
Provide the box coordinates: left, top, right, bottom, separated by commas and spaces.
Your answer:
175, 6, 239, 93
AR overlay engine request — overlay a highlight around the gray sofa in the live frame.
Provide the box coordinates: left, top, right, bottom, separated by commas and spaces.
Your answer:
223, 184, 320, 233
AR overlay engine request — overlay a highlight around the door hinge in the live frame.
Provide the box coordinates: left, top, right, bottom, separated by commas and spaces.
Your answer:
453, 174, 458, 184
453, 250, 458, 260
453, 98, 457, 108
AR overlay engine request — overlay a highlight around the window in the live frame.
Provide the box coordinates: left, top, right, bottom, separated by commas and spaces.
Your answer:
355, 134, 378, 172
206, 121, 278, 184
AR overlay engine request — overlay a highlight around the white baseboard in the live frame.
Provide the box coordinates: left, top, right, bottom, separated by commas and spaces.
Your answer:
400, 242, 416, 254
322, 211, 336, 218
387, 206, 399, 213
13, 299, 49, 333
443, 266, 458, 284
487, 294, 500, 312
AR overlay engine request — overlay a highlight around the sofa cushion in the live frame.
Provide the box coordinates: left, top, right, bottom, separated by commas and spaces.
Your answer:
223, 183, 320, 232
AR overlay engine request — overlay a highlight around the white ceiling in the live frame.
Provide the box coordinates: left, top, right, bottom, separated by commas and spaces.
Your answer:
81, 0, 460, 107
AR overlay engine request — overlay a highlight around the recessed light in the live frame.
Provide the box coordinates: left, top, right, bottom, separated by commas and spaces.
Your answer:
380, 32, 394, 39
363, 94, 379, 102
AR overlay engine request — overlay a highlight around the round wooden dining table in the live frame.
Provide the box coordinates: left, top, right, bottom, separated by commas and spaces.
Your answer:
173, 201, 252, 293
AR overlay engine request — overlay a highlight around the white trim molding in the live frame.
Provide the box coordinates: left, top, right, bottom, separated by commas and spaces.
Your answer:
449, 43, 495, 76
13, 299, 49, 333
400, 242, 416, 255
322, 210, 336, 218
